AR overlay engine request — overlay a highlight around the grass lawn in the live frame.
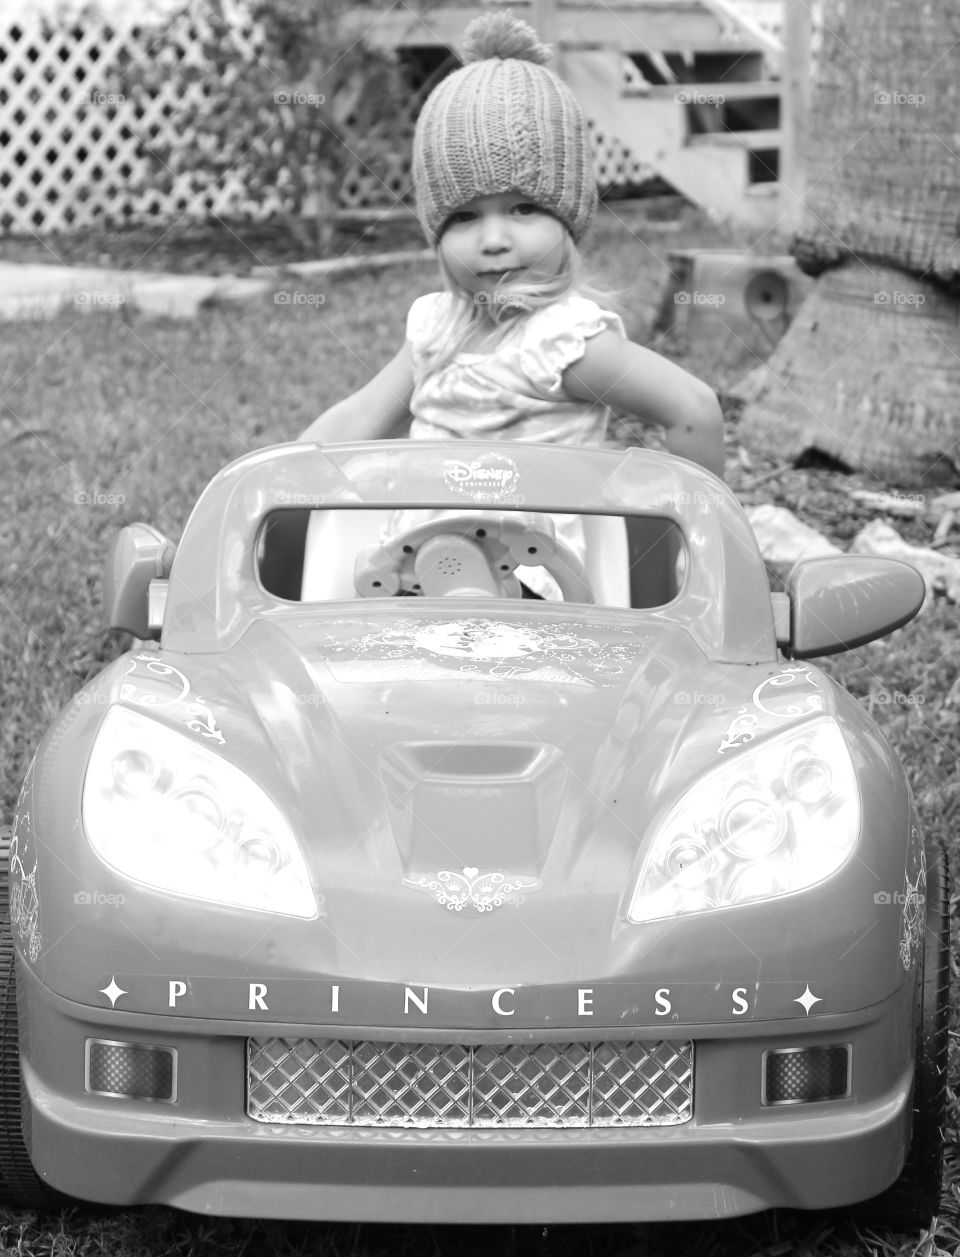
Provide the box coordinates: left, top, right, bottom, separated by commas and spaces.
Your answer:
0, 206, 957, 1255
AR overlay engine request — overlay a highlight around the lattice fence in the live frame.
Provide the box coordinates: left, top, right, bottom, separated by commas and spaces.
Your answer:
0, 1, 655, 236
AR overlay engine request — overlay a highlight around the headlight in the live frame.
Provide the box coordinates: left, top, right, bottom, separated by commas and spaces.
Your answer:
82, 705, 317, 918
627, 717, 859, 922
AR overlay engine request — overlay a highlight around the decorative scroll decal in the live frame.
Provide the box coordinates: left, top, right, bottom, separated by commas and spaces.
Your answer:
718, 665, 823, 754
717, 707, 760, 755
9, 764, 41, 963
752, 666, 824, 719
120, 653, 225, 743
404, 867, 541, 913
328, 618, 643, 688
900, 826, 926, 972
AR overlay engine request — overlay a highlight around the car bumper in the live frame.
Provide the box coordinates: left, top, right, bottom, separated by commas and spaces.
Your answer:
19, 964, 914, 1223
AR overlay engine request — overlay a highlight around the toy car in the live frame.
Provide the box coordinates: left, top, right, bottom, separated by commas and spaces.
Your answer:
2, 440, 947, 1228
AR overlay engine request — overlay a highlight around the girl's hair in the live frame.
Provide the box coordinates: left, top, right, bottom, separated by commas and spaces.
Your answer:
426, 228, 626, 377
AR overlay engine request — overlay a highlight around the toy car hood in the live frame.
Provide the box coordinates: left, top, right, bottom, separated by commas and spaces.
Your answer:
86, 599, 871, 996
17, 441, 921, 1018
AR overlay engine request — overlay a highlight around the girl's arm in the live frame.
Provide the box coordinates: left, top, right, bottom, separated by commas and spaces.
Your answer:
563, 331, 725, 478
299, 343, 415, 443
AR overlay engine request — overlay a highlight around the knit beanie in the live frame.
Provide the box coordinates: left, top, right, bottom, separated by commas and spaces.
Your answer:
412, 11, 597, 245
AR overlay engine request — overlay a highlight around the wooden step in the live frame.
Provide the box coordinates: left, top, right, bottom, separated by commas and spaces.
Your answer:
687, 128, 781, 148
564, 48, 784, 230
641, 80, 781, 101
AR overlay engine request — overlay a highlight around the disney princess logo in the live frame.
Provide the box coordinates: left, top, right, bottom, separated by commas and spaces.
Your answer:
443, 453, 521, 502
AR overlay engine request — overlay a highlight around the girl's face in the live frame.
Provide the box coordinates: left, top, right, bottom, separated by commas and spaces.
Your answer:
438, 191, 567, 300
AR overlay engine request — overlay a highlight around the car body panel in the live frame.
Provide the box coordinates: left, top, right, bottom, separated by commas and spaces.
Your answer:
160, 442, 778, 662
9, 441, 927, 1220
14, 646, 915, 1014
17, 961, 914, 1220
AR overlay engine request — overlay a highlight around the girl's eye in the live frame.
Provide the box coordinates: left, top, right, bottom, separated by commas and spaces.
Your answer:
446, 210, 475, 225
512, 202, 543, 216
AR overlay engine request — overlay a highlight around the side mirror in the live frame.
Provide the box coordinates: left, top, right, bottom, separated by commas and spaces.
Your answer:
776, 556, 925, 659
103, 524, 177, 639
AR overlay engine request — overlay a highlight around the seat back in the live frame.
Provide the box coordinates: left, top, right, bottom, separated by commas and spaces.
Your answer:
300, 508, 394, 601
295, 509, 680, 608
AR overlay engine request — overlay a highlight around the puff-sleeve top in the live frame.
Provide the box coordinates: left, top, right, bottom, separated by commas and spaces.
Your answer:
405, 290, 627, 446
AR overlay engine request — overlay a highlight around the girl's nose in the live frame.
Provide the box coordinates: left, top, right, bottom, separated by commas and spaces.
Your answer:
479, 214, 511, 251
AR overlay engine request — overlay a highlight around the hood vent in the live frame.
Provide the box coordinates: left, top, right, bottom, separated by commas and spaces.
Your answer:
398, 742, 545, 780
381, 742, 565, 876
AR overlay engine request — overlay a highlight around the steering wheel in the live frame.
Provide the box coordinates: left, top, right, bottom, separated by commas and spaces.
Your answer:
354, 511, 594, 603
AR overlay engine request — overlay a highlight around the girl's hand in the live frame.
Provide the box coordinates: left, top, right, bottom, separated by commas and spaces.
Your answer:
300, 343, 415, 444
563, 331, 725, 479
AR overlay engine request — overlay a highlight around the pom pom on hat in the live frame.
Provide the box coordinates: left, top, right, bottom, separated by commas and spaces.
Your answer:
460, 12, 550, 65
412, 11, 597, 245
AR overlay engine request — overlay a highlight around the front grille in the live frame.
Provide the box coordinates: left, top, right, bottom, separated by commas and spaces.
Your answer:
247, 1038, 693, 1129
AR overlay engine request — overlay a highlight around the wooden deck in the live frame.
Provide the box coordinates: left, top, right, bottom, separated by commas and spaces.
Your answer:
351, 1, 775, 54
351, 0, 788, 229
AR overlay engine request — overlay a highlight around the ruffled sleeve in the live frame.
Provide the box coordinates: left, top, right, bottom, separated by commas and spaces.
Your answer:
405, 292, 454, 377
520, 293, 627, 397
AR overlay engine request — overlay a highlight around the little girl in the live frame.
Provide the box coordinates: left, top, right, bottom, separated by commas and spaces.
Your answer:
299, 10, 724, 477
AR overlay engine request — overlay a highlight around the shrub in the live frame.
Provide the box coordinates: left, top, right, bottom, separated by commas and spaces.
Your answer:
124, 0, 414, 250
